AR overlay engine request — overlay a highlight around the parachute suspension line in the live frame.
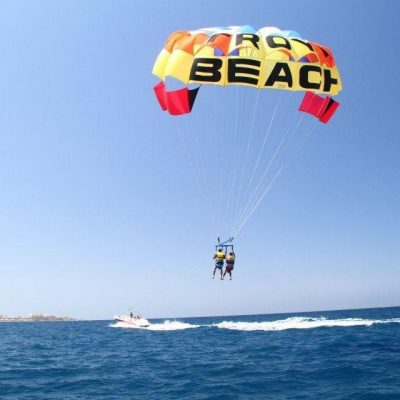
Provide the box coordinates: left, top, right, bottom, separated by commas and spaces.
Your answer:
235, 110, 318, 236
231, 88, 261, 236
212, 85, 223, 237
243, 92, 282, 203
221, 86, 241, 239
230, 86, 242, 236
226, 86, 241, 238
174, 119, 217, 231
272, 94, 317, 171
297, 118, 318, 150
235, 92, 328, 235
283, 116, 318, 175
233, 93, 304, 235
281, 92, 325, 162
233, 132, 288, 234
206, 85, 225, 237
231, 91, 281, 235
266, 97, 310, 169
280, 113, 307, 156
234, 167, 283, 237
213, 85, 229, 238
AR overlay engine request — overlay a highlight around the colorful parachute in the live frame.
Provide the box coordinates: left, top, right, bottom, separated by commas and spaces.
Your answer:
153, 25, 342, 121
152, 26, 342, 240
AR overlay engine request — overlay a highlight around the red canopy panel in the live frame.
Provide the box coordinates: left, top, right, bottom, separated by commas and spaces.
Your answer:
319, 97, 340, 123
154, 82, 168, 111
153, 82, 199, 115
299, 92, 339, 123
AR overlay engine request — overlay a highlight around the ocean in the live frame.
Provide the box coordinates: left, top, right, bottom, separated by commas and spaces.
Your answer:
1, 307, 400, 399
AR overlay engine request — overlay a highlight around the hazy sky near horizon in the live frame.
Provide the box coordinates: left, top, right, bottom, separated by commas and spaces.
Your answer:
0, 0, 399, 319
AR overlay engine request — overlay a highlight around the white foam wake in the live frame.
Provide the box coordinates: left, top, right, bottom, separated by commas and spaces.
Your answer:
147, 320, 200, 331
110, 320, 200, 331
110, 316, 400, 332
214, 317, 400, 331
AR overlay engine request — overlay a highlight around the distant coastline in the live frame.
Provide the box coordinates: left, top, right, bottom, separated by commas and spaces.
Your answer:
0, 313, 74, 322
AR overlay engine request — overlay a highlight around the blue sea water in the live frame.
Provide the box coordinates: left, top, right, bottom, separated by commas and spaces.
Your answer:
1, 307, 400, 400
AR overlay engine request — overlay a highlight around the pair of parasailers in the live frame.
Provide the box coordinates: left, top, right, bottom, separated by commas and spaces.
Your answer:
212, 249, 235, 280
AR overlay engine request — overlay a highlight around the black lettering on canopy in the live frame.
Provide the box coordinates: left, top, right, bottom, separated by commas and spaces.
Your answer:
323, 69, 338, 92
236, 34, 260, 50
266, 35, 291, 50
264, 62, 293, 87
291, 38, 314, 52
190, 58, 223, 82
228, 58, 261, 85
299, 65, 322, 90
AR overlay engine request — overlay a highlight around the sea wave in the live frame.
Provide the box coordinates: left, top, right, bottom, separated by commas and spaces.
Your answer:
214, 316, 400, 331
111, 316, 400, 332
3, 308, 400, 400
147, 320, 200, 331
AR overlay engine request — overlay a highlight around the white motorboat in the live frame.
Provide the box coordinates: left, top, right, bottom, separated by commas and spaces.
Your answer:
114, 314, 150, 328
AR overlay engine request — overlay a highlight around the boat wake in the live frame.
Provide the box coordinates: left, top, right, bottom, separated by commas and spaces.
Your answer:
213, 317, 400, 331
111, 316, 400, 332
147, 320, 200, 331
110, 320, 199, 331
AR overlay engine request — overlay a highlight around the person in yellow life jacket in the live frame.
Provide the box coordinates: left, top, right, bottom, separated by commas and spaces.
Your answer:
212, 248, 225, 279
222, 251, 235, 280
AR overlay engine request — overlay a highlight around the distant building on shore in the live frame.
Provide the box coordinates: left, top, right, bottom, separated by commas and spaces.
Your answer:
0, 313, 75, 322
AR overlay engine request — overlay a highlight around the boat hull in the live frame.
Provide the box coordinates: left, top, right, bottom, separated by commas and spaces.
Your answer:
114, 315, 150, 328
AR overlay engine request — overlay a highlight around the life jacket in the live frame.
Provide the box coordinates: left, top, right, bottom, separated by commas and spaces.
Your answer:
215, 251, 225, 262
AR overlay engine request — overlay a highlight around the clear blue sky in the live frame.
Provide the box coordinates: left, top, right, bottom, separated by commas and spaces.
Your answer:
0, 0, 399, 319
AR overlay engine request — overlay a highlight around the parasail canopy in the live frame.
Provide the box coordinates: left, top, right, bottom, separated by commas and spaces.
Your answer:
153, 26, 342, 101
152, 26, 342, 240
